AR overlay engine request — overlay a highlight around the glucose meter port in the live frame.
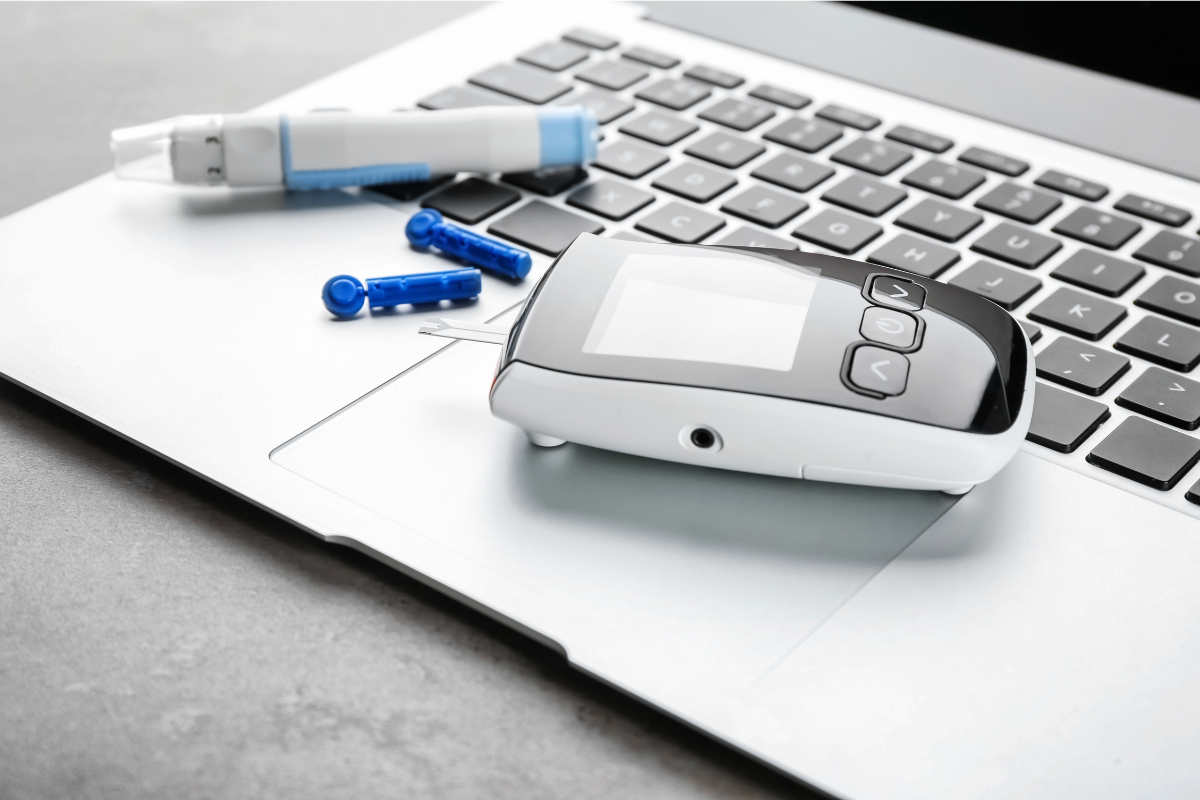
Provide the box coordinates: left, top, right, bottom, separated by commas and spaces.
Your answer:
691, 429, 715, 448
681, 426, 722, 453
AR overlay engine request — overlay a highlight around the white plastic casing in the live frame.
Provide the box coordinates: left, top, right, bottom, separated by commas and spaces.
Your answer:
223, 114, 284, 187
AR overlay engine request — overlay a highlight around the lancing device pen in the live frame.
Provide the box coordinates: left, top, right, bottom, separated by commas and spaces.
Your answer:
109, 106, 598, 190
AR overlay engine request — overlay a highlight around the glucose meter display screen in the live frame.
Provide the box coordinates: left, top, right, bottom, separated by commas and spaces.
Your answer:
581, 254, 819, 371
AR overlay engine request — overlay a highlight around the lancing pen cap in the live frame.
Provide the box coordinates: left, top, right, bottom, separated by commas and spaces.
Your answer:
109, 106, 599, 190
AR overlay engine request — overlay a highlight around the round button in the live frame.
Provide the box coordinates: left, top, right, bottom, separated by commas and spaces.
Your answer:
861, 306, 918, 349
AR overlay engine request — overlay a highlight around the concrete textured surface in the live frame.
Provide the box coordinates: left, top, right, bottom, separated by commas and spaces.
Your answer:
0, 4, 817, 799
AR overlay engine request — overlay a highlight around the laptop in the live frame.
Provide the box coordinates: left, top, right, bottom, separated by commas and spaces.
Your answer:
4, 3, 1200, 796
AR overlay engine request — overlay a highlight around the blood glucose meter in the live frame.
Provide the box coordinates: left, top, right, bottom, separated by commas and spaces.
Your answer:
424, 234, 1033, 494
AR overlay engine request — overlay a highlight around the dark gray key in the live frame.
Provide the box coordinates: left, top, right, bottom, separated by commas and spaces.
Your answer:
948, 260, 1042, 310
575, 61, 648, 91
566, 178, 654, 221
762, 117, 843, 153
869, 274, 926, 311
684, 132, 765, 169
1036, 336, 1130, 395
974, 183, 1062, 224
1034, 170, 1108, 201
563, 28, 618, 50
1050, 249, 1144, 297
502, 166, 587, 196
1028, 287, 1127, 340
1114, 316, 1200, 372
821, 175, 907, 217
1117, 367, 1200, 429
594, 139, 668, 179
792, 209, 883, 254
1021, 321, 1043, 343
816, 104, 880, 130
635, 78, 710, 111
635, 202, 725, 243
417, 85, 519, 110
861, 306, 918, 348
684, 64, 743, 88
721, 185, 808, 228
1135, 275, 1200, 326
421, 178, 519, 224
1133, 231, 1200, 276
619, 112, 698, 146
622, 46, 679, 69
959, 146, 1028, 176
697, 98, 775, 132
848, 346, 909, 396
1087, 416, 1200, 490
469, 64, 571, 104
714, 227, 799, 250
1026, 382, 1111, 453
749, 84, 811, 110
368, 175, 453, 203
751, 153, 835, 193
885, 125, 952, 153
518, 41, 589, 72
829, 138, 913, 177
610, 230, 659, 243
564, 90, 633, 124
971, 222, 1063, 268
488, 200, 604, 255
1052, 207, 1141, 250
901, 160, 986, 200
652, 162, 737, 203
895, 198, 983, 242
867, 234, 959, 278
1115, 193, 1191, 227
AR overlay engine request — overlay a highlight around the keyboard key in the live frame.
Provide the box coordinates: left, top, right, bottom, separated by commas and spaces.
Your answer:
867, 234, 959, 278
1087, 416, 1200, 490
1116, 367, 1200, 429
594, 139, 668, 179
895, 198, 983, 242
575, 61, 648, 91
1050, 249, 1145, 297
821, 175, 907, 217
697, 98, 775, 132
619, 112, 698, 146
749, 84, 811, 110
502, 166, 588, 196
488, 200, 604, 255
469, 64, 571, 104
652, 162, 737, 203
565, 90, 633, 124
563, 28, 618, 51
948, 260, 1042, 310
1021, 321, 1043, 343
958, 146, 1028, 176
974, 182, 1062, 224
1036, 335, 1130, 395
762, 117, 843, 153
684, 132, 765, 168
715, 227, 799, 250
885, 125, 952, 153
751, 153, 835, 193
566, 178, 654, 220
1133, 231, 1200, 276
622, 46, 679, 69
1026, 382, 1111, 453
418, 85, 519, 110
792, 209, 883, 254
1135, 275, 1200, 326
902, 160, 986, 200
1034, 169, 1108, 201
635, 78, 710, 110
816, 104, 880, 130
1052, 207, 1142, 250
1114, 193, 1191, 227
971, 222, 1062, 268
368, 175, 454, 203
720, 185, 808, 228
636, 202, 725, 243
1114, 316, 1200, 371
421, 177, 519, 224
829, 138, 913, 176
1028, 287, 1127, 340
518, 41, 589, 72
683, 64, 743, 88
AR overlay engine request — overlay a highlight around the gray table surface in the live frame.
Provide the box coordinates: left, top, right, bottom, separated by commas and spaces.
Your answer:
0, 4, 812, 798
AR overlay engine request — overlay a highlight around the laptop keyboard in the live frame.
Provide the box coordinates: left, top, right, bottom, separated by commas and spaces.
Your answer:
388, 29, 1200, 502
